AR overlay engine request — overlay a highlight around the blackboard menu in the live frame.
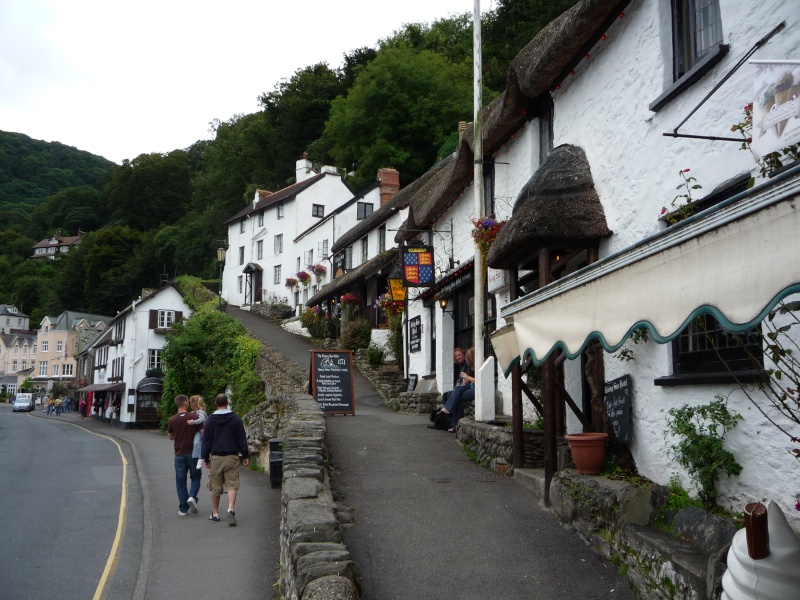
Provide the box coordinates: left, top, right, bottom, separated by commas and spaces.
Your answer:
310, 350, 355, 415
604, 374, 632, 444
409, 316, 421, 352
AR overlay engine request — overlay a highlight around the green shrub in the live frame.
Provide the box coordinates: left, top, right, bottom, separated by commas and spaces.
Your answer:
665, 397, 742, 509
367, 343, 385, 367
340, 318, 372, 350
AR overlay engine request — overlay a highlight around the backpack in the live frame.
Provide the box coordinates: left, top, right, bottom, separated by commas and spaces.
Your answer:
429, 408, 452, 430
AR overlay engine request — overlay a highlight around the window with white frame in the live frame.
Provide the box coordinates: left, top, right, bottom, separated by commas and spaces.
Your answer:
277, 203, 284, 219
258, 210, 264, 226
312, 204, 324, 218
13, 345, 18, 355
22, 346, 27, 355
21, 360, 26, 369
296, 256, 301, 272
12, 360, 17, 371
53, 363, 59, 376
148, 349, 162, 370
275, 234, 283, 255
357, 202, 373, 220
672, 0, 723, 81
240, 219, 246, 233
39, 361, 47, 376
274, 265, 282, 284
42, 341, 49, 352
304, 250, 313, 267
360, 237, 368, 264
239, 246, 245, 265
257, 240, 263, 260
378, 226, 386, 253
63, 364, 73, 376
321, 239, 329, 258
158, 310, 176, 329
56, 341, 63, 352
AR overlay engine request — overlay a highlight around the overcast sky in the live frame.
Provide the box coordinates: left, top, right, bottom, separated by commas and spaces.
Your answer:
1, 0, 484, 164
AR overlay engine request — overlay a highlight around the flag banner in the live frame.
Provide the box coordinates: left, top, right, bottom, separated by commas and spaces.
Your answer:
402, 245, 434, 287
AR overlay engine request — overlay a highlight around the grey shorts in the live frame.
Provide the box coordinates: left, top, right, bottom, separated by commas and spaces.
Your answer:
207, 455, 240, 495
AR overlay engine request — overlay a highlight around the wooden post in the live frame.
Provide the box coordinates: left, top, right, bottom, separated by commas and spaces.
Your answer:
539, 248, 556, 506
744, 502, 770, 559
509, 267, 525, 469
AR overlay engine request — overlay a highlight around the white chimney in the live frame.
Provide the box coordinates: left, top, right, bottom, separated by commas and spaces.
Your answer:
296, 152, 314, 182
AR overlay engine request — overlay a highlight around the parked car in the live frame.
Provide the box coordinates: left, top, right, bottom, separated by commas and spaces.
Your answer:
13, 393, 35, 412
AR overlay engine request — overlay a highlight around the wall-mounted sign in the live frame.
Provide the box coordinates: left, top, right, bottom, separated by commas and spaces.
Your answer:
487, 267, 508, 294
388, 278, 407, 301
750, 60, 800, 161
409, 316, 422, 352
402, 245, 434, 287
604, 374, 632, 444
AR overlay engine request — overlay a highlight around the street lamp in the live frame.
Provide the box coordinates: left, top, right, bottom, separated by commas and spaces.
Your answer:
217, 247, 226, 310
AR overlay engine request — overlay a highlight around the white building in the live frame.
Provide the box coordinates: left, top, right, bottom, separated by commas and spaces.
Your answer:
221, 156, 351, 310
79, 284, 191, 427
221, 155, 401, 313
394, 0, 800, 524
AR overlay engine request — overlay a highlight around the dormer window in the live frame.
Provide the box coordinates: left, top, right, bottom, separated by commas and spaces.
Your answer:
50, 237, 58, 244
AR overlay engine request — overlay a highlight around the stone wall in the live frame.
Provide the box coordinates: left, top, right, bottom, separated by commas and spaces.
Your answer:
256, 345, 309, 400
248, 393, 362, 600
456, 420, 543, 475
251, 303, 294, 324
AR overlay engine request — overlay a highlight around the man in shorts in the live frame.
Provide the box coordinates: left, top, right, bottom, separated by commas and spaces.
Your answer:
201, 393, 250, 526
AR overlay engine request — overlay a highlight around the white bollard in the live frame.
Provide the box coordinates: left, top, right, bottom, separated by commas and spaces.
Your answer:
475, 355, 495, 423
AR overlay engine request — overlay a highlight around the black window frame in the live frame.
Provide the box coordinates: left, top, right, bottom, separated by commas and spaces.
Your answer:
312, 204, 325, 218
357, 202, 374, 220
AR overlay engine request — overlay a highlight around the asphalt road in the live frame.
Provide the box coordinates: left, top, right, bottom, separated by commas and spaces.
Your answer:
0, 404, 280, 600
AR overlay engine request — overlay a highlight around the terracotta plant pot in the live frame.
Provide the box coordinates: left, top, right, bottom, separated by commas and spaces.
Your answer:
565, 432, 609, 475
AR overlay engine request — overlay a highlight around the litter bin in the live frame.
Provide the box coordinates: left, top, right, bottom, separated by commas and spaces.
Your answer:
269, 438, 283, 489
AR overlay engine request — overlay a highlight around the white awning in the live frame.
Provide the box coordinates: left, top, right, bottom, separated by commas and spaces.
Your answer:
495, 166, 800, 372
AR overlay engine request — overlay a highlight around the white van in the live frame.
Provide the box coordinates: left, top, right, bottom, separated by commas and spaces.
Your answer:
13, 393, 34, 412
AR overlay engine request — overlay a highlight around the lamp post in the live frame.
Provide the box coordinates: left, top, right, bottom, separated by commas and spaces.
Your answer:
217, 247, 226, 310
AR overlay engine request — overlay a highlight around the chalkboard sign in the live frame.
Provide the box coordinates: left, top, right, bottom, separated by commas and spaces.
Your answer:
409, 316, 421, 352
309, 350, 355, 415
604, 374, 632, 444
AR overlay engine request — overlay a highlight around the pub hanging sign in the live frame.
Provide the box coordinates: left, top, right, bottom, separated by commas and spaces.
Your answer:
402, 245, 435, 287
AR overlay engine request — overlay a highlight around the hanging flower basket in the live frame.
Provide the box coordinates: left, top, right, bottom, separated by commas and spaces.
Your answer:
310, 263, 327, 285
297, 271, 311, 288
340, 292, 359, 306
472, 217, 506, 256
285, 277, 298, 290
378, 293, 404, 317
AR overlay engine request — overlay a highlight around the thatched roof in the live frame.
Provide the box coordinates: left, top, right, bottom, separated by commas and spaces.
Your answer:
307, 248, 398, 306
486, 144, 612, 270
396, 0, 626, 240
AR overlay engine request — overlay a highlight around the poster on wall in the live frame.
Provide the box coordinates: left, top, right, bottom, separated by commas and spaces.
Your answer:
409, 316, 421, 352
402, 245, 434, 287
750, 60, 800, 161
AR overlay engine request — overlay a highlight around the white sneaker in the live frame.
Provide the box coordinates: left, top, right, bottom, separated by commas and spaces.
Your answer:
178, 510, 188, 516
196, 459, 204, 470
187, 497, 198, 514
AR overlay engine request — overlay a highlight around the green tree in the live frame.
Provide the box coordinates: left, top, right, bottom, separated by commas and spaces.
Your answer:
106, 151, 191, 231
314, 45, 474, 189
83, 226, 144, 313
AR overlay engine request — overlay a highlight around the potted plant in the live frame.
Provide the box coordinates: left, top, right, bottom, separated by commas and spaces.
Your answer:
564, 432, 609, 474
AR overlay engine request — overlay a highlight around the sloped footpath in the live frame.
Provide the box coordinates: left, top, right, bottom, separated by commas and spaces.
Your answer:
231, 307, 636, 600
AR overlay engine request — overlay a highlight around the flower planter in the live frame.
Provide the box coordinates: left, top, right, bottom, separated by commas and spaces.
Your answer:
565, 432, 608, 474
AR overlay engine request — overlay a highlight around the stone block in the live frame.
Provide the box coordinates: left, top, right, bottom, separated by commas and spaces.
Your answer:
301, 575, 360, 600
672, 506, 738, 555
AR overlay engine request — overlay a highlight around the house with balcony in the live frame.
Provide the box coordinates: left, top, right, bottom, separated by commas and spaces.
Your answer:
78, 284, 191, 427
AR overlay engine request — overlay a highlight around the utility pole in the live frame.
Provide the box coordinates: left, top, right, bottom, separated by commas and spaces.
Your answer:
473, 0, 485, 372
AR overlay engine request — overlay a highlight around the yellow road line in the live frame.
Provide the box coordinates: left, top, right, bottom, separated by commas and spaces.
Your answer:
28, 415, 128, 600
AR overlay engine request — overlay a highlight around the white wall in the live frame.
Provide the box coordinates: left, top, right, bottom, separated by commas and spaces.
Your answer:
547, 0, 800, 522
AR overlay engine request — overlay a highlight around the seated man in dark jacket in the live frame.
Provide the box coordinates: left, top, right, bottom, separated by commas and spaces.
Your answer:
201, 393, 250, 526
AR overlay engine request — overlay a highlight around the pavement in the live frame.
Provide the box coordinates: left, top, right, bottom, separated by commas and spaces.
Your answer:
231, 307, 638, 600
30, 403, 280, 600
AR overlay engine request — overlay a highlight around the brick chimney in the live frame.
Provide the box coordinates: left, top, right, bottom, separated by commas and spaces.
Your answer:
377, 168, 400, 206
